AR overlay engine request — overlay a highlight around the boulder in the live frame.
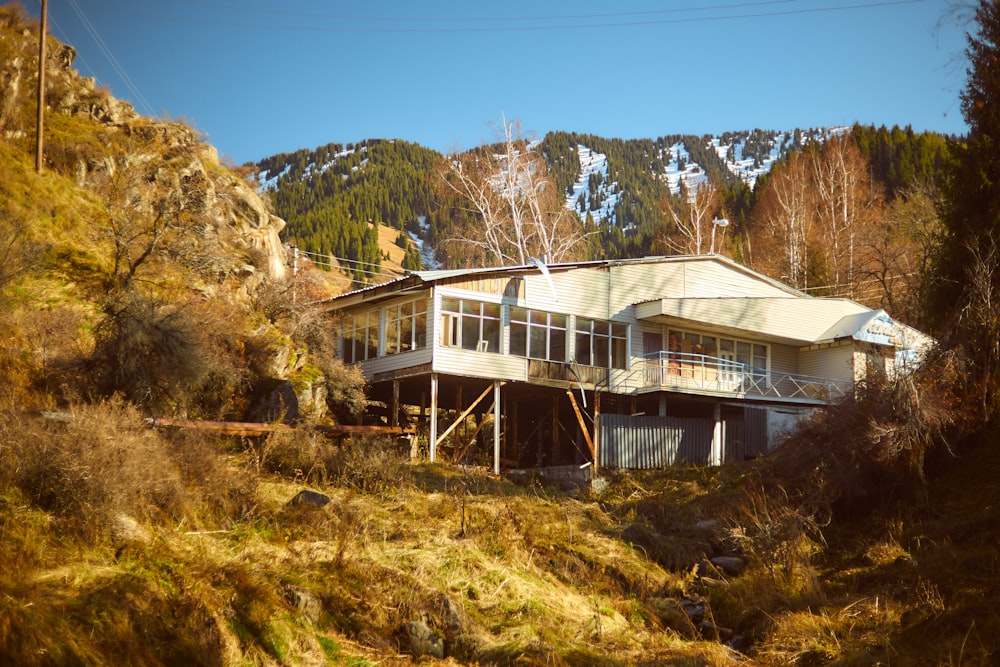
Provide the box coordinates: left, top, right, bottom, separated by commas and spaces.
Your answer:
287, 490, 332, 508
710, 556, 746, 575
398, 620, 444, 660
285, 587, 322, 624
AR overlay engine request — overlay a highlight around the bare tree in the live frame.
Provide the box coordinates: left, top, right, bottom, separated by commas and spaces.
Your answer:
857, 181, 943, 326
659, 179, 721, 255
750, 152, 815, 289
811, 136, 879, 295
442, 116, 590, 265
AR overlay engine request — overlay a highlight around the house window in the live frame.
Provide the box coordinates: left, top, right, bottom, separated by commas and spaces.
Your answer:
343, 310, 379, 363
575, 317, 628, 369
384, 297, 428, 355
670, 329, 768, 381
440, 297, 501, 352
509, 307, 567, 361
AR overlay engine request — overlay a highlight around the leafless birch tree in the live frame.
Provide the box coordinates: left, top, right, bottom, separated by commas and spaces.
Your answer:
752, 153, 814, 289
660, 179, 721, 255
442, 116, 589, 266
811, 136, 876, 295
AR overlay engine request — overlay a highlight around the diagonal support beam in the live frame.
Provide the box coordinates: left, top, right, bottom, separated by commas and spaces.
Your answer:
565, 390, 595, 460
451, 400, 494, 464
435, 382, 504, 450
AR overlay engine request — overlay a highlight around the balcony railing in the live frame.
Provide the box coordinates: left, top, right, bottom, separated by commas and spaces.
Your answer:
619, 351, 853, 402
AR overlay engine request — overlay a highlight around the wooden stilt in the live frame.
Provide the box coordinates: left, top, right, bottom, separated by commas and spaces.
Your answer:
429, 373, 439, 462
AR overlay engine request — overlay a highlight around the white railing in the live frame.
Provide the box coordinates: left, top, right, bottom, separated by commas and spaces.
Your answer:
619, 352, 853, 402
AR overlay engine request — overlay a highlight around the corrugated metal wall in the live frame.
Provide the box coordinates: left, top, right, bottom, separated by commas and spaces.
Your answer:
600, 413, 715, 468
600, 407, 770, 469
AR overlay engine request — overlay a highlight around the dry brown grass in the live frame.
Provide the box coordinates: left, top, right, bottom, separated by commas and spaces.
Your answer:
3, 396, 1000, 665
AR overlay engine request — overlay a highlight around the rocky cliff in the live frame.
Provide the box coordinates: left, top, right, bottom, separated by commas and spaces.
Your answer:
0, 6, 287, 285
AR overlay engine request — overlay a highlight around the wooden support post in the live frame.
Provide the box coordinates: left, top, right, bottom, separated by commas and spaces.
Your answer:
429, 373, 438, 462
434, 383, 500, 451
711, 402, 723, 467
593, 390, 601, 477
35, 0, 47, 174
391, 380, 400, 427
455, 385, 464, 451
493, 381, 501, 475
565, 391, 595, 460
551, 394, 560, 464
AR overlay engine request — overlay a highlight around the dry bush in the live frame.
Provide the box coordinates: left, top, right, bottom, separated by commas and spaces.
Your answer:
252, 430, 409, 493
89, 290, 256, 418
1, 398, 189, 541
318, 434, 410, 494
763, 360, 962, 517
159, 428, 261, 526
248, 268, 368, 423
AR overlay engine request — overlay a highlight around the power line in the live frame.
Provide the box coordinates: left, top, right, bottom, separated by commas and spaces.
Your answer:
294, 247, 406, 281
94, 0, 932, 35
177, 0, 798, 24
63, 0, 156, 116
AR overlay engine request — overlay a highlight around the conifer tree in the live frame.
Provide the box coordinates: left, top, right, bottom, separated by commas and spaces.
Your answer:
930, 0, 1000, 419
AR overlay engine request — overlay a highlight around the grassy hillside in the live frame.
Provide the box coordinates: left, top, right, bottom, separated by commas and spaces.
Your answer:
2, 393, 999, 665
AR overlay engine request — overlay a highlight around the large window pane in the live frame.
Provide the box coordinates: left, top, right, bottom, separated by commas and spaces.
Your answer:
575, 331, 592, 365
462, 316, 479, 351
611, 336, 627, 369
529, 326, 546, 359
550, 329, 567, 362
510, 321, 527, 356
366, 311, 378, 360
399, 308, 412, 352
595, 336, 609, 367
385, 305, 399, 354
482, 317, 501, 352
414, 298, 427, 348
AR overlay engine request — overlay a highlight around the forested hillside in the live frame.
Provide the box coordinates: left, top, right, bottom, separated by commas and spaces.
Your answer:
258, 125, 952, 326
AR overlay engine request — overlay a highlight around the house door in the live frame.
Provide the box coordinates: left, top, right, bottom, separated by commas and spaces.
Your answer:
643, 333, 663, 386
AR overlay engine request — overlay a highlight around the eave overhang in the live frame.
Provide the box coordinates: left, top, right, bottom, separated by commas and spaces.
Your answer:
633, 297, 898, 347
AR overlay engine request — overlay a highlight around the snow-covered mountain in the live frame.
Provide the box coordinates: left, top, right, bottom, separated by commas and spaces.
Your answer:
564, 127, 847, 227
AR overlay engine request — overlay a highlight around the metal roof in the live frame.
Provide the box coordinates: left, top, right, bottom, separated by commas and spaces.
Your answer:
325, 254, 801, 304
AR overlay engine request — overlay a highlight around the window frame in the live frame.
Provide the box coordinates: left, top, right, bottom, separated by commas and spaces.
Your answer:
509, 307, 568, 362
383, 297, 428, 356
575, 317, 629, 370
440, 296, 501, 353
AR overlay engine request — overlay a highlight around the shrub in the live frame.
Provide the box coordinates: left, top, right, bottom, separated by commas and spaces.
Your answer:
1, 398, 189, 541
252, 429, 409, 493
762, 361, 962, 517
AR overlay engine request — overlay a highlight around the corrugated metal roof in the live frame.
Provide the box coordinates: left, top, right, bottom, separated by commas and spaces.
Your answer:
326, 255, 796, 304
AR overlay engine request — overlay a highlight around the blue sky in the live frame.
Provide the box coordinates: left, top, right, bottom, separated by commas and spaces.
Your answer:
28, 0, 970, 165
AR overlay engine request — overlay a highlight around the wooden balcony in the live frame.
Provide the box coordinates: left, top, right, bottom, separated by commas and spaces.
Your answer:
620, 352, 853, 402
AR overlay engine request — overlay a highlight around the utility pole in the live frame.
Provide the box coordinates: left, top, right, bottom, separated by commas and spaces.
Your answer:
35, 0, 48, 174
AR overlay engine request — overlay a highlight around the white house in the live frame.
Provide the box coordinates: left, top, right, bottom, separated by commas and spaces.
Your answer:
327, 255, 929, 474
